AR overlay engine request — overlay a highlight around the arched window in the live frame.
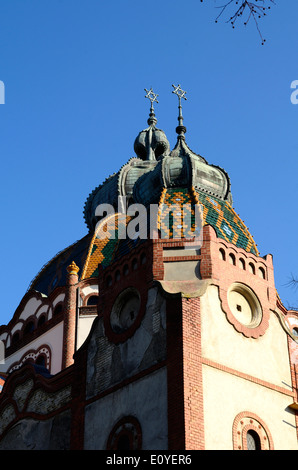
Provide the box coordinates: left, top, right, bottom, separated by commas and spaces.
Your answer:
107, 416, 142, 450
87, 295, 98, 306
132, 258, 138, 270
258, 267, 266, 279
219, 248, 226, 261
246, 430, 261, 450
248, 262, 255, 274
239, 258, 245, 270
229, 253, 236, 266
54, 303, 63, 315
233, 412, 273, 450
24, 321, 35, 335
38, 315, 46, 327
123, 264, 129, 276
12, 332, 20, 344
106, 275, 113, 288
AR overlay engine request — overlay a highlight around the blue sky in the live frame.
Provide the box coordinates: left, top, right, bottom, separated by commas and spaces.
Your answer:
0, 0, 298, 325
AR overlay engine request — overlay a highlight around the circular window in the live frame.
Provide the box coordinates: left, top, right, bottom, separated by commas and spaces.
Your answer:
292, 327, 298, 337
228, 283, 262, 328
110, 288, 141, 334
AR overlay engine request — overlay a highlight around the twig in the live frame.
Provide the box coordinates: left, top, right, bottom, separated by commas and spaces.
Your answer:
201, 0, 276, 44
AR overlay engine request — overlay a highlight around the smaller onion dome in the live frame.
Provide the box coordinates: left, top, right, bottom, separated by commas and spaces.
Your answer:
134, 88, 170, 161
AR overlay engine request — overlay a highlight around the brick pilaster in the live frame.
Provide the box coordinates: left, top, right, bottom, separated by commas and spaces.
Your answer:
166, 295, 205, 450
62, 261, 79, 369
181, 297, 205, 450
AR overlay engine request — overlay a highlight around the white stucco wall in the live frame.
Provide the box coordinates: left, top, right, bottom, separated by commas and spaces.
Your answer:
77, 315, 96, 349
0, 322, 64, 375
200, 284, 297, 450
200, 285, 292, 387
202, 365, 297, 450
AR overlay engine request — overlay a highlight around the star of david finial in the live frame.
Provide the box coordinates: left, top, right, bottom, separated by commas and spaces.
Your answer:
144, 88, 159, 109
172, 84, 187, 102
144, 87, 159, 127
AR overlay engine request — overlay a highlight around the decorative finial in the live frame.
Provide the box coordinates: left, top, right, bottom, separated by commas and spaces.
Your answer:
67, 261, 79, 275
145, 87, 159, 109
145, 87, 158, 127
172, 84, 187, 139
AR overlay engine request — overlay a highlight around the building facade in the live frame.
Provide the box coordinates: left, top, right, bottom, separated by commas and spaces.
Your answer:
0, 88, 297, 450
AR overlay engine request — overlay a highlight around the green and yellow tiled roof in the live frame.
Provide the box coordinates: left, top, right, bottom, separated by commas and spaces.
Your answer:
158, 187, 258, 255
81, 213, 142, 280
81, 186, 258, 280
197, 190, 258, 255
29, 185, 258, 294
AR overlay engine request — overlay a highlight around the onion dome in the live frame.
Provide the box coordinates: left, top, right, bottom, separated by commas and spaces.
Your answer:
28, 86, 258, 298
134, 89, 170, 161
133, 85, 232, 207
82, 85, 257, 258
83, 88, 170, 230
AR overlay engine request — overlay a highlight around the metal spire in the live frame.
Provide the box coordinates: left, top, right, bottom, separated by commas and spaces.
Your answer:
172, 84, 187, 139
144, 88, 158, 127
143, 88, 159, 161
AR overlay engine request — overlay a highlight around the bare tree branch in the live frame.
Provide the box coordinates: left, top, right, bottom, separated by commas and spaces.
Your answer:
283, 274, 298, 311
201, 0, 276, 44
286, 274, 298, 292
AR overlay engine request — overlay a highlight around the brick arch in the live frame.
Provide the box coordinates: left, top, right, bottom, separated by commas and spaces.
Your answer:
106, 416, 142, 450
83, 293, 99, 307
232, 411, 274, 450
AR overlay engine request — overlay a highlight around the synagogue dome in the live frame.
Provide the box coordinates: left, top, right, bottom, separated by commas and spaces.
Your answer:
30, 87, 259, 298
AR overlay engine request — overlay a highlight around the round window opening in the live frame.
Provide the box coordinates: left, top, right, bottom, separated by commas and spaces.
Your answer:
110, 288, 141, 334
292, 327, 298, 338
228, 283, 262, 328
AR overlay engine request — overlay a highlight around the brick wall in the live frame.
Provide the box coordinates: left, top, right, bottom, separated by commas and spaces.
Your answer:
166, 295, 205, 450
